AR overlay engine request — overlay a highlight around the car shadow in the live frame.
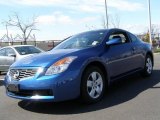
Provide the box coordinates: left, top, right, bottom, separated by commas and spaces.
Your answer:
18, 70, 160, 115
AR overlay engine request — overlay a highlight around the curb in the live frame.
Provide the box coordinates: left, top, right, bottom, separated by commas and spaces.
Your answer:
154, 53, 160, 55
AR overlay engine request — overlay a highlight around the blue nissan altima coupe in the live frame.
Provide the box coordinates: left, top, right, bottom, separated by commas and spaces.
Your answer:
4, 28, 153, 103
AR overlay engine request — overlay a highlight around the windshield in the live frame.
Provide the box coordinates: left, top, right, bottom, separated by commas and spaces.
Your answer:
54, 31, 107, 49
15, 46, 42, 55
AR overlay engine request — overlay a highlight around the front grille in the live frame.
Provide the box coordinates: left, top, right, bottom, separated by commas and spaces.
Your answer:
9, 69, 37, 80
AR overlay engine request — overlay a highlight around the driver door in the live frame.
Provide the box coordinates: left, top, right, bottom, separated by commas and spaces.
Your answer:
104, 30, 134, 80
5, 48, 16, 68
0, 48, 7, 71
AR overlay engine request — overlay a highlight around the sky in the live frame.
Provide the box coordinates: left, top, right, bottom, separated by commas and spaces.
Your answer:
0, 0, 159, 41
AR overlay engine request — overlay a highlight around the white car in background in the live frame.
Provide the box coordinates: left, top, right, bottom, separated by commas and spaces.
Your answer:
0, 45, 43, 74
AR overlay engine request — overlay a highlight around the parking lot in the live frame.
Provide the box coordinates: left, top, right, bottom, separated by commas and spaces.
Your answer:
0, 54, 160, 120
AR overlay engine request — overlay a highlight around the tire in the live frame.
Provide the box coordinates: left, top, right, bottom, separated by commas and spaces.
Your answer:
141, 55, 153, 77
81, 66, 106, 104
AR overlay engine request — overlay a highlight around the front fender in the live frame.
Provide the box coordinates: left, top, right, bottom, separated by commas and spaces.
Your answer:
78, 57, 111, 86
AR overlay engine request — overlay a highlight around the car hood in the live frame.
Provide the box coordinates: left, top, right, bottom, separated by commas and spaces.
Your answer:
11, 49, 79, 68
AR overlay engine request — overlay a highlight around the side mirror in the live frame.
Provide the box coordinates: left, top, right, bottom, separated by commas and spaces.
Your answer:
8, 54, 16, 58
106, 38, 122, 46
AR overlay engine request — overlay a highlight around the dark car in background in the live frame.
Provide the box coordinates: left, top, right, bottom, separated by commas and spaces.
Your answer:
4, 29, 153, 103
0, 45, 43, 74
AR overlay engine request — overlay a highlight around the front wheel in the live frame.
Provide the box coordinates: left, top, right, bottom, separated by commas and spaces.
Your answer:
141, 55, 153, 77
81, 66, 106, 104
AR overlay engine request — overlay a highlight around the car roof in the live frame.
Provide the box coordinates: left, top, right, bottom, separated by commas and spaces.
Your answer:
93, 28, 129, 32
10, 45, 34, 48
79, 28, 129, 34
0, 45, 34, 49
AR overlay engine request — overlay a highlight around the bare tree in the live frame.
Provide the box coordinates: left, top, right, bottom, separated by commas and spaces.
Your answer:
151, 24, 160, 35
110, 14, 120, 28
85, 25, 97, 30
141, 24, 160, 44
4, 13, 37, 44
101, 14, 121, 29
101, 15, 107, 29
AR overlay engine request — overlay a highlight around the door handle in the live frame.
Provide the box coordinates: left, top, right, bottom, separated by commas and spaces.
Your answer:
131, 47, 136, 54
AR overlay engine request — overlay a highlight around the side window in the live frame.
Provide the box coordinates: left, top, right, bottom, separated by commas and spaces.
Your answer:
109, 32, 129, 44
0, 49, 6, 56
130, 33, 139, 42
5, 48, 15, 56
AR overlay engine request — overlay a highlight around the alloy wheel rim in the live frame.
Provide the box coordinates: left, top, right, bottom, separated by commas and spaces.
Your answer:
87, 72, 103, 99
146, 57, 152, 74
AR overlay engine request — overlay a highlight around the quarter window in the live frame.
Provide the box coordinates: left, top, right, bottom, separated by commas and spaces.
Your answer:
5, 48, 15, 56
130, 33, 139, 42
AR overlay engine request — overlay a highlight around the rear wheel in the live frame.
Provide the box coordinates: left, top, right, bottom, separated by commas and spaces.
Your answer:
141, 55, 153, 77
81, 66, 106, 104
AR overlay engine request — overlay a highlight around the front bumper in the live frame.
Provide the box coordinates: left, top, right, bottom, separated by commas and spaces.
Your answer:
7, 91, 54, 102
4, 68, 81, 102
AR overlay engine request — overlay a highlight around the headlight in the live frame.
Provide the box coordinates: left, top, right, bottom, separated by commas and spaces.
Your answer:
45, 56, 77, 75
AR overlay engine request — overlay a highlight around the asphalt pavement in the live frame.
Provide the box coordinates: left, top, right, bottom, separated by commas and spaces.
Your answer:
0, 54, 160, 120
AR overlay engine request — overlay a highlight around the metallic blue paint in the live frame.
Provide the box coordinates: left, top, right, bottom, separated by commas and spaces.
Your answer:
4, 29, 153, 102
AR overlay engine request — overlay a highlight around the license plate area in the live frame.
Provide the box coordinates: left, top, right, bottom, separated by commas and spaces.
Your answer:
7, 84, 19, 92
